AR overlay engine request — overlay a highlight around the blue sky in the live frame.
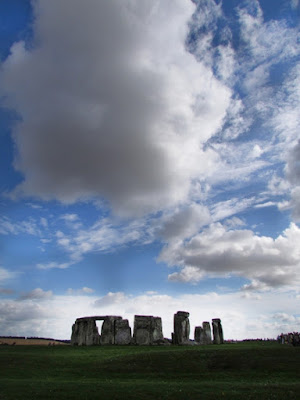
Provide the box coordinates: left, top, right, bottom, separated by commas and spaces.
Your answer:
0, 0, 299, 340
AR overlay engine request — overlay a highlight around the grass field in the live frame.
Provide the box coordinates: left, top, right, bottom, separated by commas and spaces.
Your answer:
1, 341, 300, 399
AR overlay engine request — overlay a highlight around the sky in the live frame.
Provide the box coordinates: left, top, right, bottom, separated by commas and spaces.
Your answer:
0, 0, 299, 341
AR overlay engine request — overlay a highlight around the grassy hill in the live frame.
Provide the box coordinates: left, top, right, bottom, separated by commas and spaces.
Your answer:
1, 341, 300, 399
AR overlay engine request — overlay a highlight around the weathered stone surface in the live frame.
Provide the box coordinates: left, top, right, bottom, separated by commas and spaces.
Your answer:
71, 315, 124, 346
194, 322, 212, 344
133, 315, 164, 345
194, 326, 203, 343
202, 321, 212, 344
115, 319, 132, 345
71, 319, 100, 346
100, 316, 122, 345
151, 317, 164, 343
133, 315, 151, 345
212, 318, 224, 344
173, 311, 190, 345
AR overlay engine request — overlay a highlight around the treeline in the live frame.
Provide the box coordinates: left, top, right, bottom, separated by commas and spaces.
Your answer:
0, 336, 70, 343
26, 336, 70, 343
0, 336, 25, 339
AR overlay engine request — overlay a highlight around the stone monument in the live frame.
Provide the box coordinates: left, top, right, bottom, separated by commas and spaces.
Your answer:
172, 311, 190, 345
133, 315, 164, 345
212, 318, 224, 344
194, 321, 212, 344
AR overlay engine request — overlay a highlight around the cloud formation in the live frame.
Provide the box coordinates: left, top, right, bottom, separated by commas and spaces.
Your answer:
159, 222, 300, 289
1, 0, 231, 217
0, 267, 17, 282
18, 288, 53, 301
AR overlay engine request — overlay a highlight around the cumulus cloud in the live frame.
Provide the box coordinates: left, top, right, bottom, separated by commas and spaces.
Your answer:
1, 0, 232, 217
283, 139, 300, 221
286, 140, 300, 185
155, 203, 211, 241
93, 291, 128, 307
18, 288, 53, 301
158, 222, 300, 289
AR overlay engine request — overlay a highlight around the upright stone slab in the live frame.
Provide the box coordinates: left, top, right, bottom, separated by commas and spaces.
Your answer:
202, 321, 212, 344
151, 317, 164, 344
100, 316, 122, 345
195, 322, 212, 344
194, 326, 203, 343
133, 315, 164, 345
115, 319, 132, 345
212, 318, 224, 344
173, 311, 190, 345
71, 318, 100, 346
133, 315, 152, 345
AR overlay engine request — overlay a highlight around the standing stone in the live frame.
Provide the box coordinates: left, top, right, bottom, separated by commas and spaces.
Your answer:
195, 322, 212, 344
202, 321, 212, 344
212, 318, 224, 344
194, 326, 203, 343
133, 315, 164, 345
133, 315, 152, 345
100, 316, 122, 345
71, 318, 100, 346
151, 317, 164, 344
173, 311, 190, 345
115, 319, 132, 345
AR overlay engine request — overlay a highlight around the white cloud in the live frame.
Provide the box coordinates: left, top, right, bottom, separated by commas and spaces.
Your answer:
1, 0, 232, 217
158, 222, 300, 290
268, 175, 291, 196
94, 292, 128, 307
0, 267, 17, 282
168, 266, 205, 284
40, 217, 48, 228
281, 139, 300, 221
53, 217, 149, 265
286, 140, 300, 185
211, 197, 256, 222
254, 201, 276, 209
0, 217, 41, 236
67, 287, 94, 295
61, 214, 79, 222
19, 288, 53, 301
155, 203, 211, 241
36, 261, 71, 270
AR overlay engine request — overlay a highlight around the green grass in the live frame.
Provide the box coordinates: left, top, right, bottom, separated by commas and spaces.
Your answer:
1, 342, 300, 399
